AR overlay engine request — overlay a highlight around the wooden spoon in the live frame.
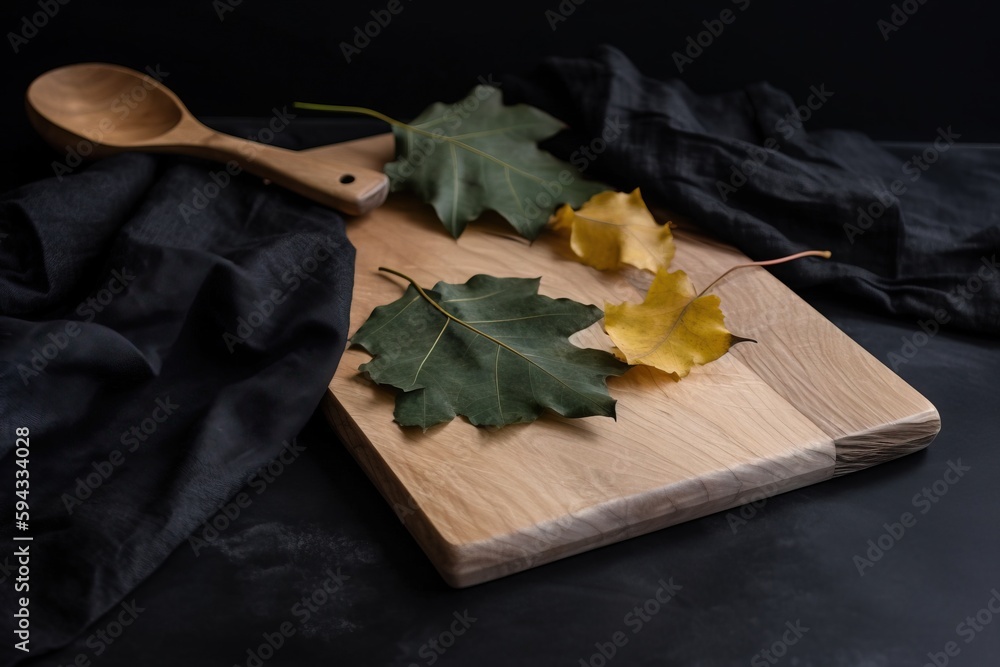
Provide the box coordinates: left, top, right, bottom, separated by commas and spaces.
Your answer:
25, 62, 389, 216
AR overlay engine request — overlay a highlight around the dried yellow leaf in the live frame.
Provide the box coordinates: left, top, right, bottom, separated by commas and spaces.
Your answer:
604, 267, 747, 380
550, 189, 674, 273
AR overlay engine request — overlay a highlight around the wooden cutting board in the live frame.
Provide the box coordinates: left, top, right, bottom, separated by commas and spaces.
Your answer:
312, 134, 940, 587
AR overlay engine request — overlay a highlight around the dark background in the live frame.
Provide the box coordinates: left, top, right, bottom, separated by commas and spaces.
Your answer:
4, 1, 1000, 666
3, 0, 999, 186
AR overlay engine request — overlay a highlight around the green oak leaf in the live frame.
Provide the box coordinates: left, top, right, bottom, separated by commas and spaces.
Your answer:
351, 269, 628, 429
384, 86, 609, 239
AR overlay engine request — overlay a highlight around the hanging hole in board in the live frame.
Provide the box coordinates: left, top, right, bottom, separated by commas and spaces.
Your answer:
340, 174, 356, 184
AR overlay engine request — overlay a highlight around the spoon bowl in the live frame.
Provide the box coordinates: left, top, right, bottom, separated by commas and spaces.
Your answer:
28, 63, 183, 145
26, 63, 389, 215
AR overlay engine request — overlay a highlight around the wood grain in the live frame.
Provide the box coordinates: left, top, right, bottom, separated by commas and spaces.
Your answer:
26, 63, 389, 215
313, 134, 940, 587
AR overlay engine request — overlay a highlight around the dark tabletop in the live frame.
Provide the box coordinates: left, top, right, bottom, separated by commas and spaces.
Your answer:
0, 75, 990, 663
6, 1, 1000, 662
20, 266, 999, 667
3, 114, 996, 667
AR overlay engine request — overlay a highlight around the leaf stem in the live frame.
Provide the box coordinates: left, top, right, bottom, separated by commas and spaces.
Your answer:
293, 103, 408, 129
377, 267, 614, 412
293, 103, 550, 186
378, 267, 524, 358
697, 250, 832, 298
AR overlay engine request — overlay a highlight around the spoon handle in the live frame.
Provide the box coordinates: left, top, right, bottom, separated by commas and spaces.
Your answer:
183, 130, 389, 216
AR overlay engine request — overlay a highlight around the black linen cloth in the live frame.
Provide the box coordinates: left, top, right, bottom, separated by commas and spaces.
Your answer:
0, 147, 354, 664
3, 47, 1000, 665
504, 46, 1000, 334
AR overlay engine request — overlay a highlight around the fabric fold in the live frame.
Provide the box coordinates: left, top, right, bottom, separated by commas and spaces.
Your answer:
503, 45, 1000, 333
0, 150, 354, 664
